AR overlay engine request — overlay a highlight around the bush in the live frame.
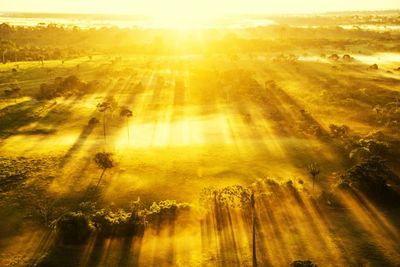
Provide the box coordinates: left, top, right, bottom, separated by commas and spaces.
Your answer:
348, 138, 389, 161
88, 117, 100, 126
317, 190, 342, 207
36, 75, 92, 100
336, 156, 399, 203
56, 212, 92, 245
147, 200, 191, 223
91, 208, 144, 236
329, 124, 350, 138
368, 64, 379, 70
94, 152, 114, 169
328, 54, 339, 61
291, 260, 318, 267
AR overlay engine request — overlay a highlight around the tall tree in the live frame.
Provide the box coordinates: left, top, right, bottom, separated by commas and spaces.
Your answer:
97, 101, 112, 145
251, 192, 257, 267
308, 163, 320, 193
39, 55, 44, 66
94, 152, 114, 187
0, 40, 15, 64
120, 107, 133, 145
10, 82, 21, 103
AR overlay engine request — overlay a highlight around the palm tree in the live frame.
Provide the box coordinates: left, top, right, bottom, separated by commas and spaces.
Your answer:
120, 107, 133, 144
107, 96, 118, 119
307, 163, 320, 193
97, 101, 112, 144
94, 152, 114, 187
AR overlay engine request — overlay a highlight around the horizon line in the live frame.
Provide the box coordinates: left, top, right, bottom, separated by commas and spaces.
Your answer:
1, 9, 399, 18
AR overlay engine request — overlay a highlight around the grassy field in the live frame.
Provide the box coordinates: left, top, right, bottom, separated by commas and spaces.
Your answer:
0, 15, 400, 266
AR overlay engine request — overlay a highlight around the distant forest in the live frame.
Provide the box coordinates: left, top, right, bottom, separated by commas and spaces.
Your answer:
1, 12, 400, 63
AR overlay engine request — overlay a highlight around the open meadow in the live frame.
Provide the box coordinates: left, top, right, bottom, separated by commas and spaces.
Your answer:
0, 10, 400, 267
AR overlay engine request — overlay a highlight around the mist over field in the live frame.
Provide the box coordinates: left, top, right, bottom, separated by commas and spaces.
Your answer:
0, 4, 400, 267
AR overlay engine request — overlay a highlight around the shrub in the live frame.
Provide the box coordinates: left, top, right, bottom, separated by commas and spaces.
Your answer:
317, 190, 342, 207
88, 117, 100, 126
91, 208, 141, 236
342, 54, 353, 62
336, 156, 399, 203
368, 64, 379, 70
291, 260, 318, 267
328, 54, 339, 61
3, 89, 12, 97
329, 124, 350, 138
36, 75, 92, 100
94, 152, 114, 169
56, 212, 92, 245
76, 201, 146, 237
200, 185, 251, 208
147, 200, 191, 223
38, 83, 57, 100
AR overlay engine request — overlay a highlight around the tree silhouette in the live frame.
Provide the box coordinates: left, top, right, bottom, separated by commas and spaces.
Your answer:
202, 186, 256, 266
251, 192, 257, 267
120, 107, 133, 145
94, 152, 114, 187
10, 82, 21, 103
307, 163, 320, 193
13, 47, 18, 62
97, 101, 112, 144
39, 55, 44, 66
107, 96, 118, 119
88, 117, 100, 126
0, 40, 15, 64
3, 82, 21, 103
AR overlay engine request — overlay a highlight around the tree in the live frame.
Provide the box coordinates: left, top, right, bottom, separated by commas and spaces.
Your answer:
337, 156, 398, 202
291, 260, 318, 267
13, 47, 18, 62
307, 163, 320, 193
97, 101, 112, 144
106, 96, 118, 119
329, 124, 349, 138
39, 55, 44, 66
200, 185, 255, 265
10, 82, 21, 103
0, 40, 15, 64
120, 107, 133, 145
3, 82, 21, 103
31, 194, 56, 227
88, 117, 100, 126
251, 192, 257, 267
94, 152, 114, 187
328, 54, 339, 61
56, 212, 92, 245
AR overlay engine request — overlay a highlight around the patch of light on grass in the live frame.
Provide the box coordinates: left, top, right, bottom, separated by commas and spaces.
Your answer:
354, 53, 400, 66
114, 114, 238, 149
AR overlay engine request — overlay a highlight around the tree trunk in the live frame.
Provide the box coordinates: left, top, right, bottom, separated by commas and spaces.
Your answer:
126, 118, 130, 145
312, 175, 315, 193
96, 168, 106, 188
251, 193, 257, 267
103, 113, 107, 145
2, 51, 6, 64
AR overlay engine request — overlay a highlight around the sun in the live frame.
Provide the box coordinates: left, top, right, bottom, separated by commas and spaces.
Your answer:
144, 0, 224, 29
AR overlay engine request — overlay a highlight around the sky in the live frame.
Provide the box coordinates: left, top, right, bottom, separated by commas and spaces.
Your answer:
1, 0, 399, 16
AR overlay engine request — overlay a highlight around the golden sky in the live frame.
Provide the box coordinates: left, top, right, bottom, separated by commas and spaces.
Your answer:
1, 0, 399, 16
